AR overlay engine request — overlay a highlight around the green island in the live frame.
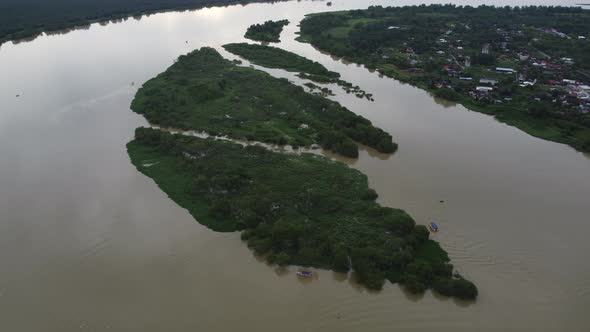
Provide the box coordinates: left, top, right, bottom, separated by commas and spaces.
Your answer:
131, 47, 395, 158
224, 42, 339, 80
224, 42, 373, 100
127, 127, 478, 299
298, 5, 590, 151
244, 19, 289, 43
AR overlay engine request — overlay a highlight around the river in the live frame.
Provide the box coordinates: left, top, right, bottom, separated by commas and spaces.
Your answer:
0, 0, 589, 331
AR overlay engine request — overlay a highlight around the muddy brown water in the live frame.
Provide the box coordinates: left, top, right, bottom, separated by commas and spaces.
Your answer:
0, 0, 589, 330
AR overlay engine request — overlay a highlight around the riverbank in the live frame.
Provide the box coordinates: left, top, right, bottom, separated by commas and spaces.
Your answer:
0, 0, 285, 47
298, 5, 590, 152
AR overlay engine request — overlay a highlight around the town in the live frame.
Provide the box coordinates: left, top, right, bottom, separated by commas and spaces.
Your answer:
299, 5, 590, 151
413, 25, 590, 115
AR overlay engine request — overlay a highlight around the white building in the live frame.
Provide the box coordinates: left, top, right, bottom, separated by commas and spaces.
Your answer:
496, 67, 515, 74
480, 78, 499, 85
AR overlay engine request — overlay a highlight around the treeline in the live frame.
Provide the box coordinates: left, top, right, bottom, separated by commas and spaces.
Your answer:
131, 47, 396, 157
301, 5, 590, 67
244, 19, 289, 42
0, 0, 278, 45
128, 127, 478, 299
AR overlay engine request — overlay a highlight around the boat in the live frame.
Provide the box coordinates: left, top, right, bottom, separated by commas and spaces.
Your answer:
429, 222, 439, 232
296, 270, 313, 277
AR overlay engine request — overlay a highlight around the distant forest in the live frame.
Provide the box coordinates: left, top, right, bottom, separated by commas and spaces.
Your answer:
0, 0, 277, 44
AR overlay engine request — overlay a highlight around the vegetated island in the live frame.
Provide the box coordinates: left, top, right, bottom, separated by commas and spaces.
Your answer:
131, 47, 395, 158
224, 42, 339, 80
244, 19, 289, 43
223, 42, 373, 100
0, 0, 281, 46
127, 127, 478, 299
298, 5, 590, 152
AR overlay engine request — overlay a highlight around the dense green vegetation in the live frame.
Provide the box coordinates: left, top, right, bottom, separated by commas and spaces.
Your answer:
299, 5, 590, 152
224, 43, 339, 79
244, 19, 289, 43
131, 47, 396, 157
0, 0, 278, 45
127, 127, 477, 299
224, 43, 373, 100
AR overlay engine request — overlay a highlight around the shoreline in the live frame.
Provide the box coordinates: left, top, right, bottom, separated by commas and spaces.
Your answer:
0, 0, 290, 48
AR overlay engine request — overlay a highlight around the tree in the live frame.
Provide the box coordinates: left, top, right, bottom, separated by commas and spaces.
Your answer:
335, 140, 359, 158
477, 53, 496, 66
404, 274, 427, 293
273, 252, 291, 266
332, 246, 350, 272
362, 189, 379, 200
210, 199, 232, 218
351, 247, 386, 290
452, 278, 478, 300
271, 219, 301, 252
528, 102, 549, 118
412, 225, 430, 243
434, 88, 461, 102
376, 139, 397, 153
433, 277, 478, 299
433, 277, 454, 296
